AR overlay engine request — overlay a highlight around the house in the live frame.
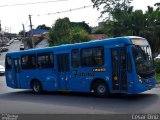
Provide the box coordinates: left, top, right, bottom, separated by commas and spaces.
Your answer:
90, 34, 107, 40
27, 28, 49, 40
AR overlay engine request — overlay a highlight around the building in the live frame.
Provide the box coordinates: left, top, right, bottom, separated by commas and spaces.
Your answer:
90, 34, 107, 40
27, 28, 49, 40
0, 31, 9, 46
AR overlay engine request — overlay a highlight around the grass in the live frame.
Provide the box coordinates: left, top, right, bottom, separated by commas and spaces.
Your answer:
156, 73, 160, 83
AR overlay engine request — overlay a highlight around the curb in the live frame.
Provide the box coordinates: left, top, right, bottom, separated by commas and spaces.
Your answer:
156, 81, 160, 88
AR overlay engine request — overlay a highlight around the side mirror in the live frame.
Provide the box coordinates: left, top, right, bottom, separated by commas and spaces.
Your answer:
136, 57, 143, 63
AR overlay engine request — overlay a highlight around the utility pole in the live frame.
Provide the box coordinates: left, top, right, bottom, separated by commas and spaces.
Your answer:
123, 0, 127, 14
0, 20, 1, 46
29, 14, 34, 48
22, 23, 25, 38
0, 20, 1, 31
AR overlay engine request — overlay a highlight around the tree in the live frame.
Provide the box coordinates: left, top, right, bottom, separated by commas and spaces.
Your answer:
71, 21, 92, 34
154, 2, 160, 8
92, 0, 133, 19
37, 24, 51, 30
98, 4, 160, 55
19, 30, 24, 36
141, 6, 160, 54
48, 17, 71, 45
70, 26, 91, 43
48, 17, 91, 46
101, 6, 134, 36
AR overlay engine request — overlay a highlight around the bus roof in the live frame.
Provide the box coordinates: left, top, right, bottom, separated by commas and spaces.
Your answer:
6, 36, 144, 56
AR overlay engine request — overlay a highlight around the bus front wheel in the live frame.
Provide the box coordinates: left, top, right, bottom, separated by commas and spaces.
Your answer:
93, 81, 109, 97
32, 80, 43, 94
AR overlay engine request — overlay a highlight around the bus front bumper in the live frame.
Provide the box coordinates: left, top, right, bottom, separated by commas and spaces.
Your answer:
129, 76, 156, 94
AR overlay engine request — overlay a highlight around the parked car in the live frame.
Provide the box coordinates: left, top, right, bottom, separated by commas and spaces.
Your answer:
20, 44, 24, 50
6, 43, 10, 46
0, 46, 9, 52
154, 56, 160, 61
0, 65, 5, 75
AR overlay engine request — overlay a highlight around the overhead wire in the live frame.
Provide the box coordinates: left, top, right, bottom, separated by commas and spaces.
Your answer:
36, 5, 93, 16
0, 0, 68, 8
0, 1, 94, 29
0, 0, 93, 16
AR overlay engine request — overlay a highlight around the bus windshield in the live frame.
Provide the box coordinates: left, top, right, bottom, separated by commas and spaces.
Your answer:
131, 38, 152, 59
132, 45, 155, 78
131, 38, 155, 78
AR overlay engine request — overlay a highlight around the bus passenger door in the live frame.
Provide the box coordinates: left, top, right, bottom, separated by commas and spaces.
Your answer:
57, 53, 70, 90
13, 58, 21, 88
111, 48, 127, 92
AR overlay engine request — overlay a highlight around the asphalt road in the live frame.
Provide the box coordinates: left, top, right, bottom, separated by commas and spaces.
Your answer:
0, 40, 21, 65
0, 41, 160, 114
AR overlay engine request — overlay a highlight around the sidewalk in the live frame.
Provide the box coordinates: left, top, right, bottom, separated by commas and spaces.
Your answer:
156, 80, 160, 88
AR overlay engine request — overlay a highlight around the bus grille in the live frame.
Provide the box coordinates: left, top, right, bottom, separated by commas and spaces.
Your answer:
139, 70, 155, 79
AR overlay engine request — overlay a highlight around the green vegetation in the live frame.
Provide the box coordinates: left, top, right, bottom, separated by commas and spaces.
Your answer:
48, 17, 91, 46
154, 61, 160, 82
25, 37, 32, 48
92, 0, 160, 55
37, 24, 51, 30
93, 0, 160, 83
156, 73, 160, 82
154, 61, 160, 73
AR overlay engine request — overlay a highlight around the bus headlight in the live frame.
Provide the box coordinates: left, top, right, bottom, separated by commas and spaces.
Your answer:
138, 75, 142, 83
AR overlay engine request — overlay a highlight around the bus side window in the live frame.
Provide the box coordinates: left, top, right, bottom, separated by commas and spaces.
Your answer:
93, 47, 104, 66
72, 49, 79, 68
127, 53, 132, 72
21, 54, 36, 69
81, 48, 93, 67
37, 52, 54, 69
6, 56, 12, 70
81, 47, 104, 67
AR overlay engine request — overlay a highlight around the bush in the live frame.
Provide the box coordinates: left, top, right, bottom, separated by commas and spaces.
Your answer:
24, 37, 32, 48
48, 17, 91, 46
154, 61, 160, 73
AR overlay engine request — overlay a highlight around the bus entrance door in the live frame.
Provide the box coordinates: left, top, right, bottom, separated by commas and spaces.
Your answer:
13, 58, 21, 88
57, 53, 70, 90
111, 48, 127, 92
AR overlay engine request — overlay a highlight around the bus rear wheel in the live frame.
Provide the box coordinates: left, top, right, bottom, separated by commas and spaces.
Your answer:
93, 81, 109, 97
32, 80, 42, 94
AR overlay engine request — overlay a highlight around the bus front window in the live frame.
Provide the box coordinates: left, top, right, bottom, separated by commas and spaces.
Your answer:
132, 45, 155, 78
131, 38, 152, 58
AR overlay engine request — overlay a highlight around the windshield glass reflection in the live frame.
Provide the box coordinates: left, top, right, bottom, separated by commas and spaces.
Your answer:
132, 45, 155, 78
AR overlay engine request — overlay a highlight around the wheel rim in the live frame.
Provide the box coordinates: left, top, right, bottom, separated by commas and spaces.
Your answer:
97, 85, 106, 94
33, 82, 40, 92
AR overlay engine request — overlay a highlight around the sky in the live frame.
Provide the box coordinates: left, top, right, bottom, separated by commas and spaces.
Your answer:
0, 0, 159, 33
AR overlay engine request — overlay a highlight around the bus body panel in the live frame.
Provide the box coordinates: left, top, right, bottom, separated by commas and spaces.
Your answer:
128, 76, 156, 94
5, 54, 21, 89
5, 36, 157, 94
70, 67, 110, 92
125, 46, 136, 94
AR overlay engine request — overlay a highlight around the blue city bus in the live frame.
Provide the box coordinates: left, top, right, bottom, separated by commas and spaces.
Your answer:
5, 36, 156, 97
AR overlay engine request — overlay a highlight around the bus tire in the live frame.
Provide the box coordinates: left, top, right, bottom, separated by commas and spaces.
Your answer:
93, 81, 109, 97
32, 80, 43, 94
